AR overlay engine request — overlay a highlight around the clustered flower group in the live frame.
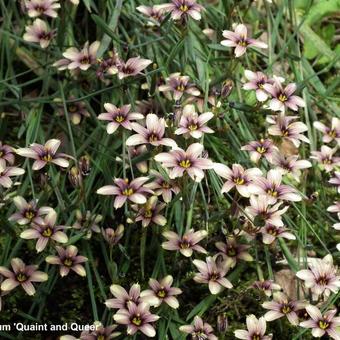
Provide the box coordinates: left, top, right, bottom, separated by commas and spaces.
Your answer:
2, 0, 340, 339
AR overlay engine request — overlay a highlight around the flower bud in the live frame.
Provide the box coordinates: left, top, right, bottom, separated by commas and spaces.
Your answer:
217, 313, 228, 333
79, 155, 91, 176
69, 166, 82, 187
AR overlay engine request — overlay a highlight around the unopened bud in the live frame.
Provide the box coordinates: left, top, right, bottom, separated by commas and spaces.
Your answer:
221, 80, 234, 98
79, 155, 91, 176
217, 313, 228, 333
69, 166, 82, 187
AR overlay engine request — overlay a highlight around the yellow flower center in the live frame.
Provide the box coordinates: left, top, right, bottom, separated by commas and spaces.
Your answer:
36, 6, 45, 13
179, 159, 191, 168
115, 115, 125, 123
179, 5, 188, 12
122, 188, 134, 196
180, 238, 190, 249
323, 158, 332, 165
278, 94, 287, 102
329, 130, 336, 138
157, 289, 166, 298
258, 83, 264, 89
80, 57, 90, 64
132, 315, 142, 326
188, 124, 198, 131
268, 228, 277, 236
281, 304, 291, 314
42, 154, 53, 162
42, 227, 53, 237
252, 334, 261, 340
63, 258, 73, 267
144, 209, 153, 218
234, 177, 244, 185
267, 189, 278, 197
25, 210, 35, 220
238, 40, 247, 47
16, 273, 27, 283
210, 271, 219, 281
318, 320, 329, 330
256, 146, 266, 154
227, 246, 236, 257
281, 129, 289, 137
97, 336, 104, 340
176, 84, 185, 92
148, 133, 158, 142
317, 276, 329, 285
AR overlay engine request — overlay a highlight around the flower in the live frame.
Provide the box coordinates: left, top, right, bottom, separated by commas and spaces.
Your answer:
25, 0, 60, 18
267, 114, 310, 147
314, 117, 340, 145
106, 284, 148, 310
0, 276, 9, 311
133, 196, 167, 227
174, 104, 214, 139
9, 196, 53, 225
96, 49, 121, 79
262, 292, 306, 325
61, 323, 121, 340
158, 73, 200, 101
221, 24, 268, 57
234, 314, 272, 340
252, 280, 281, 297
310, 145, 340, 172
213, 163, 262, 197
126, 113, 177, 148
260, 224, 296, 244
136, 6, 164, 26
300, 305, 340, 339
45, 245, 88, 277
296, 254, 340, 299
0, 258, 48, 296
97, 177, 153, 209
140, 275, 182, 309
215, 237, 253, 268
16, 139, 69, 170
327, 201, 340, 219
58, 97, 90, 125
72, 210, 102, 236
264, 82, 305, 112
23, 19, 54, 48
0, 159, 25, 188
271, 153, 312, 182
329, 171, 340, 193
155, 0, 204, 21
0, 141, 15, 165
245, 195, 289, 227
115, 57, 152, 80
57, 41, 100, 71
243, 70, 273, 102
145, 170, 180, 203
113, 302, 160, 337
179, 316, 217, 340
251, 169, 301, 203
20, 210, 68, 252
98, 104, 144, 134
102, 224, 124, 247
241, 139, 278, 163
155, 143, 214, 182
162, 229, 207, 257
193, 256, 233, 294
